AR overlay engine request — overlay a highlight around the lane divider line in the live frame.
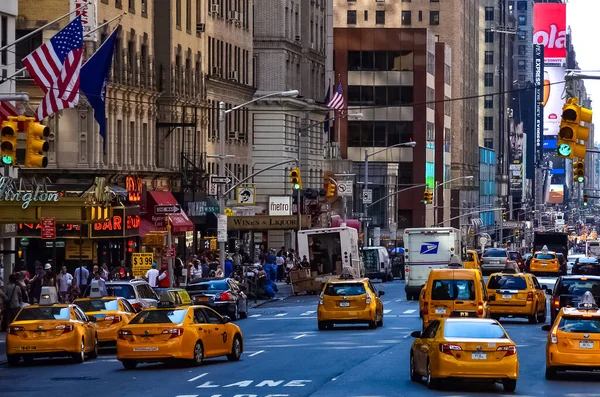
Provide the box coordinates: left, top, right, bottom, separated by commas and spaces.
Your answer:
249, 314, 261, 318
403, 309, 416, 314
383, 309, 392, 314
275, 313, 288, 317
187, 373, 208, 382
294, 334, 308, 340
248, 350, 265, 357
301, 311, 316, 316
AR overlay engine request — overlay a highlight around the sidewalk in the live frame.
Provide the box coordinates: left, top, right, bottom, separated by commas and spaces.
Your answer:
0, 331, 6, 365
249, 282, 293, 309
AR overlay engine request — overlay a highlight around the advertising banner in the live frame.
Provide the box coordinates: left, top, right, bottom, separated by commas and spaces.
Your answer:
533, 45, 544, 164
71, 0, 98, 42
548, 184, 564, 204
533, 3, 567, 63
543, 66, 566, 137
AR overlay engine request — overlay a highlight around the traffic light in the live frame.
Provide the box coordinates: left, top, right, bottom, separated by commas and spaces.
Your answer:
423, 190, 433, 204
584, 194, 589, 206
0, 118, 18, 166
24, 121, 49, 168
326, 182, 336, 197
574, 160, 585, 183
290, 167, 302, 190
515, 229, 520, 240
502, 212, 507, 222
556, 97, 593, 159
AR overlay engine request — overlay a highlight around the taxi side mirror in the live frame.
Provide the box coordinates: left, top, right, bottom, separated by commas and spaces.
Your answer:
545, 288, 552, 295
410, 331, 422, 338
88, 316, 97, 323
222, 315, 232, 323
541, 325, 552, 332
378, 291, 385, 297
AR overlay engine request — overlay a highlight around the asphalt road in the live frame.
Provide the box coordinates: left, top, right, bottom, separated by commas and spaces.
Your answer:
4, 278, 600, 397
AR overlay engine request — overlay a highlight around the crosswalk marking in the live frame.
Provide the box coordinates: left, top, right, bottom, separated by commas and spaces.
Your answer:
275, 313, 288, 317
301, 311, 316, 316
383, 309, 392, 314
403, 309, 416, 314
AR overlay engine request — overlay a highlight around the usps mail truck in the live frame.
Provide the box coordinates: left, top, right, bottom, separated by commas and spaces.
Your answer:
403, 227, 462, 300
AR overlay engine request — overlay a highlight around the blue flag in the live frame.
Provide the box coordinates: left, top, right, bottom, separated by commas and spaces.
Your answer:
323, 80, 331, 135
80, 28, 118, 154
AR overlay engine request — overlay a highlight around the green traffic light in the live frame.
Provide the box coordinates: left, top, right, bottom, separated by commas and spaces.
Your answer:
577, 176, 585, 183
1, 155, 12, 165
557, 143, 572, 157
293, 184, 300, 190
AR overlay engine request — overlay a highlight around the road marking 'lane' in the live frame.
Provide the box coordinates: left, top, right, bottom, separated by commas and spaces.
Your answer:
275, 313, 288, 317
249, 314, 261, 318
187, 373, 208, 382
301, 311, 316, 316
403, 309, 416, 314
383, 309, 392, 314
248, 350, 265, 357
294, 334, 308, 340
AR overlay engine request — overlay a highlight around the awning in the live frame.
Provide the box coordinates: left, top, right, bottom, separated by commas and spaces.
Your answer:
145, 191, 194, 234
139, 218, 161, 238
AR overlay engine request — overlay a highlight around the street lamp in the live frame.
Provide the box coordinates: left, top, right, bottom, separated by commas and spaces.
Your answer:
212, 90, 299, 270
434, 175, 474, 225
363, 141, 417, 246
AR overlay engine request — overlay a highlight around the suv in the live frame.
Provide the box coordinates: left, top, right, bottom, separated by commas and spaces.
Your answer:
84, 279, 158, 311
508, 251, 525, 271
549, 275, 600, 324
480, 248, 513, 275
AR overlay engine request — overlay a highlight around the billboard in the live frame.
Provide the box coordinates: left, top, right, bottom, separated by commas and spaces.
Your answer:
533, 45, 544, 164
543, 66, 566, 137
533, 3, 567, 63
548, 184, 564, 204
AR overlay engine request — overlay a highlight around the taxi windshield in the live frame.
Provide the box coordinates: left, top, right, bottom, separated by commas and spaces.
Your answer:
431, 279, 475, 301
324, 283, 366, 296
107, 285, 135, 299
76, 299, 119, 313
466, 252, 475, 262
534, 253, 555, 260
16, 307, 70, 321
558, 317, 600, 333
488, 275, 527, 290
444, 321, 507, 339
129, 309, 187, 324
558, 279, 600, 296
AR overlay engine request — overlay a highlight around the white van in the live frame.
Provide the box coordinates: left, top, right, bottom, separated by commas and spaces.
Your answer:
403, 227, 462, 300
362, 246, 392, 281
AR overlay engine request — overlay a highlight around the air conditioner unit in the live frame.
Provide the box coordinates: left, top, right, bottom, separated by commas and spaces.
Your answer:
229, 70, 238, 81
228, 130, 238, 140
295, 35, 301, 42
212, 66, 222, 77
237, 131, 246, 140
311, 42, 315, 49
211, 4, 220, 14
196, 23, 205, 33
141, 2, 147, 13
229, 10, 239, 20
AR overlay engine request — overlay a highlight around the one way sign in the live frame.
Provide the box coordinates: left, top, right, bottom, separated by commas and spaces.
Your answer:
155, 205, 181, 214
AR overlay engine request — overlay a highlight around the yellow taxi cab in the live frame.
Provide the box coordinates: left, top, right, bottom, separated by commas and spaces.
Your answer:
419, 287, 426, 318
116, 294, 244, 369
422, 268, 489, 329
463, 250, 481, 271
486, 272, 547, 323
74, 281, 138, 346
153, 288, 192, 306
544, 292, 600, 379
410, 318, 518, 391
6, 286, 99, 366
317, 273, 384, 330
529, 247, 560, 275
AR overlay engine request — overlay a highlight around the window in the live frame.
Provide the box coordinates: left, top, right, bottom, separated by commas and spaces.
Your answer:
186, 0, 192, 31
129, 0, 135, 12
484, 72, 493, 87
364, 10, 368, 21
518, 45, 526, 56
418, 11, 422, 21
431, 279, 476, 300
142, 0, 148, 16
485, 29, 494, 43
484, 116, 494, 130
517, 1, 527, 11
401, 11, 411, 25
484, 96, 493, 109
484, 51, 493, 65
518, 15, 526, 26
422, 321, 440, 338
518, 30, 526, 40
444, 321, 506, 339
429, 11, 439, 25
518, 60, 526, 70
0, 16, 7, 65
194, 309, 207, 324
375, 10, 385, 25
202, 308, 223, 324
485, 7, 494, 21
176, 0, 182, 27
484, 138, 493, 149
347, 10, 357, 25
518, 74, 525, 81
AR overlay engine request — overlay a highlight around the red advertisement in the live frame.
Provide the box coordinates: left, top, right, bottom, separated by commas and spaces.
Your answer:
533, 3, 567, 61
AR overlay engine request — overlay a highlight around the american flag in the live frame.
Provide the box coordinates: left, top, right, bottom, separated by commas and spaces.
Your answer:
0, 101, 18, 123
23, 16, 84, 120
327, 83, 345, 110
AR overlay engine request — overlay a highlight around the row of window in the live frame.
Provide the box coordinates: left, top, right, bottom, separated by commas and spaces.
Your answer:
101, 0, 149, 17
206, 100, 250, 143
346, 10, 439, 26
347, 85, 414, 106
208, 36, 251, 85
347, 121, 414, 148
348, 51, 414, 72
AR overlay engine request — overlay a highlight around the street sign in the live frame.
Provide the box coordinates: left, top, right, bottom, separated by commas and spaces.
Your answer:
217, 214, 228, 242
40, 217, 56, 239
502, 221, 525, 229
236, 186, 256, 205
132, 253, 154, 277
164, 248, 176, 258
210, 176, 232, 184
359, 216, 373, 222
208, 181, 218, 196
154, 204, 181, 214
362, 189, 373, 204
337, 181, 353, 197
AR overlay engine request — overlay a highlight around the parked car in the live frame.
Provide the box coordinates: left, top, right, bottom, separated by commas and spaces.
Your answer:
480, 249, 515, 275
572, 257, 600, 276
508, 251, 525, 271
83, 279, 159, 311
186, 278, 248, 320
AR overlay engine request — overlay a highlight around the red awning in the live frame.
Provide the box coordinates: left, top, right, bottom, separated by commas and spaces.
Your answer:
146, 191, 194, 234
139, 218, 159, 238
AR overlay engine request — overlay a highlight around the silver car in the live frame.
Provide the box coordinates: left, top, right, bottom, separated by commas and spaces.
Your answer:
480, 248, 514, 274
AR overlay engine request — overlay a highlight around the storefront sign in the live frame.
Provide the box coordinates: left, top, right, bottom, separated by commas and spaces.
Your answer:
71, 0, 98, 42
132, 252, 154, 277
0, 176, 60, 209
125, 176, 143, 203
91, 207, 140, 238
65, 239, 93, 260
41, 217, 56, 239
186, 201, 219, 217
269, 196, 292, 216
227, 215, 311, 231
19, 223, 86, 238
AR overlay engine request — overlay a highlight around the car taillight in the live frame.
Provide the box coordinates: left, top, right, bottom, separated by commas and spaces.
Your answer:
497, 345, 517, 356
423, 301, 429, 313
162, 328, 184, 339
405, 265, 409, 274
553, 298, 560, 309
319, 292, 324, 305
131, 302, 143, 311
549, 325, 558, 344
366, 293, 372, 304
104, 315, 122, 325
55, 324, 74, 333
439, 343, 462, 355
218, 292, 231, 301
8, 326, 24, 335
527, 292, 533, 302
118, 329, 133, 340
477, 303, 484, 316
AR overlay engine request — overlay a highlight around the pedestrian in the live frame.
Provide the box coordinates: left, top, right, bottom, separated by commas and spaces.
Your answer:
276, 253, 285, 282
224, 256, 234, 278
0, 261, 4, 288
87, 265, 100, 285
41, 263, 57, 295
74, 263, 89, 297
190, 257, 202, 280
92, 271, 108, 296
0, 281, 6, 331
66, 278, 80, 303
101, 263, 110, 280
200, 258, 210, 279
174, 257, 183, 287
118, 260, 132, 280
301, 255, 310, 268
157, 265, 170, 287
145, 263, 159, 287
5, 273, 23, 325
29, 263, 44, 304
57, 266, 73, 302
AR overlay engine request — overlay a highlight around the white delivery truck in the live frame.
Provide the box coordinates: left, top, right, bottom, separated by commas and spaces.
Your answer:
403, 227, 462, 300
362, 246, 393, 282
297, 227, 364, 279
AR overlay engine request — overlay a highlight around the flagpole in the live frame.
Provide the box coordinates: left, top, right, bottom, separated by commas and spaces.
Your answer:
1, 13, 125, 85
0, 2, 93, 54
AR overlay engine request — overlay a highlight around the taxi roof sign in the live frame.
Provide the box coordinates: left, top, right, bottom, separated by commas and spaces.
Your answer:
39, 286, 59, 305
158, 291, 177, 308
89, 280, 106, 298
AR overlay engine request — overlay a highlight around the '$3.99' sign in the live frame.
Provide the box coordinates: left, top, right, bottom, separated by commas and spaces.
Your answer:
132, 253, 154, 267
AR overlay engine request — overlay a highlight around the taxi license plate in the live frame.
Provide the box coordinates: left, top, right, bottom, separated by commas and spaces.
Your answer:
491, 261, 500, 264
472, 352, 487, 360
197, 297, 210, 302
20, 346, 36, 351
542, 263, 548, 266
133, 347, 159, 351
339, 302, 350, 307
580, 341, 594, 349
435, 307, 447, 314
502, 294, 512, 299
